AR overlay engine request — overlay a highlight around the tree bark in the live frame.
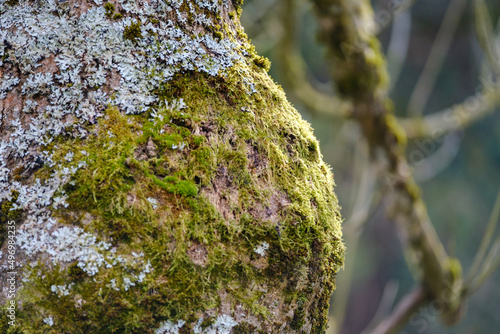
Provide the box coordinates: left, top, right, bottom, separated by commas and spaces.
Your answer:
0, 0, 344, 333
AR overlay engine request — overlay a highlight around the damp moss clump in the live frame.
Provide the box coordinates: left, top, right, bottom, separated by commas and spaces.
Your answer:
103, 3, 115, 18
0, 191, 22, 245
253, 55, 271, 71
9, 62, 344, 332
123, 21, 142, 42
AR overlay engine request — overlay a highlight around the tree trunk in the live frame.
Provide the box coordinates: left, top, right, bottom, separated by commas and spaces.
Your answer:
0, 1, 344, 333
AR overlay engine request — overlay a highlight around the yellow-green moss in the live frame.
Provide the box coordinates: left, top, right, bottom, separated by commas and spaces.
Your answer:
232, 0, 244, 9
123, 21, 142, 42
103, 2, 115, 18
11, 60, 343, 332
253, 55, 271, 71
0, 191, 22, 246
67, 263, 87, 283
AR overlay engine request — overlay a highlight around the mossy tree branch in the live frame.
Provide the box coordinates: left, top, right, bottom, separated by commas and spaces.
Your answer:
309, 0, 464, 330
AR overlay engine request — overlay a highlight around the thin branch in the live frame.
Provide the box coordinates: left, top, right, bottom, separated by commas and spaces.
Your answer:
278, 0, 350, 118
466, 189, 500, 292
407, 0, 468, 116
401, 2, 500, 139
360, 281, 400, 334
370, 286, 430, 334
475, 0, 500, 75
373, 0, 418, 35
400, 81, 500, 139
469, 234, 500, 293
387, 10, 412, 93
466, 188, 500, 285
282, 52, 351, 117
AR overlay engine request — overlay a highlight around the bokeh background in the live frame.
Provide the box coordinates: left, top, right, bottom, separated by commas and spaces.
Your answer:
241, 0, 500, 333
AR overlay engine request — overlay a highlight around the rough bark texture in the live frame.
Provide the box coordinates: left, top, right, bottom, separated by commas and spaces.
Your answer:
0, 0, 344, 333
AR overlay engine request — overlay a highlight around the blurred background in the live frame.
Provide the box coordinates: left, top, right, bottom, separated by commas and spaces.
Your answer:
241, 0, 500, 333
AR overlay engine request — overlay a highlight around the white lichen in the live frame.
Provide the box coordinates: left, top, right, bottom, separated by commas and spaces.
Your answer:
155, 320, 186, 334
147, 197, 159, 210
193, 315, 239, 334
253, 241, 269, 256
51, 283, 75, 297
43, 316, 54, 326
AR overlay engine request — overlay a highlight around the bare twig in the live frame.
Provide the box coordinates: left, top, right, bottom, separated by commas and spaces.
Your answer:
387, 11, 412, 93
278, 0, 351, 118
407, 0, 468, 116
401, 1, 500, 139
400, 80, 500, 139
466, 189, 500, 293
475, 0, 500, 75
370, 286, 430, 334
360, 281, 400, 334
373, 0, 418, 35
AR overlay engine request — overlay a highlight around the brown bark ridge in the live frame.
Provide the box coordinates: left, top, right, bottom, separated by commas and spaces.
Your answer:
0, 0, 344, 333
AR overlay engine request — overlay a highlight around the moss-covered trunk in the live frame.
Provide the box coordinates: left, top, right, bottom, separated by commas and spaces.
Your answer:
0, 0, 344, 332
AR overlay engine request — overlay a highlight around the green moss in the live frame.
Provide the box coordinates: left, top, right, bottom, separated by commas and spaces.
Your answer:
214, 31, 224, 40
253, 55, 271, 71
290, 296, 307, 330
0, 191, 20, 221
0, 191, 22, 246
123, 21, 142, 42
200, 317, 216, 329
11, 46, 343, 332
151, 175, 198, 197
67, 263, 87, 282
5, 0, 18, 6
232, 0, 244, 8
191, 135, 205, 147
113, 13, 123, 20
233, 322, 257, 333
384, 112, 407, 148
103, 2, 115, 18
